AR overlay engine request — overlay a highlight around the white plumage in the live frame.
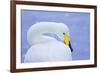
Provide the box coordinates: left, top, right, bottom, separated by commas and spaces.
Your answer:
24, 22, 72, 63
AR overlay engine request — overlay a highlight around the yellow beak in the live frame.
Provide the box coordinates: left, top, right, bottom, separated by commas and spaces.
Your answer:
64, 34, 70, 45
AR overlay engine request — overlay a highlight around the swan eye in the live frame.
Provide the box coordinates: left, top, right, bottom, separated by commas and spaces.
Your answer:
63, 32, 65, 35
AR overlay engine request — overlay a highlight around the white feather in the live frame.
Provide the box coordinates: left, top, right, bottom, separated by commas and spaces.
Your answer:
24, 41, 72, 62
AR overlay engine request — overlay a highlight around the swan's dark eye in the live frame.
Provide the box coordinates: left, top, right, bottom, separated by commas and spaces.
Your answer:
63, 32, 65, 35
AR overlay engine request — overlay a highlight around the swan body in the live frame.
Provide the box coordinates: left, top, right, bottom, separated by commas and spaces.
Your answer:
24, 41, 72, 62
24, 22, 72, 63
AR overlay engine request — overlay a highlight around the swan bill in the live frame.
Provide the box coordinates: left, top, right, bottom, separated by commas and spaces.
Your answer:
63, 33, 73, 52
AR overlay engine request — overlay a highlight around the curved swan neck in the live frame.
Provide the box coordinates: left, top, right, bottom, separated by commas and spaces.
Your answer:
27, 22, 69, 46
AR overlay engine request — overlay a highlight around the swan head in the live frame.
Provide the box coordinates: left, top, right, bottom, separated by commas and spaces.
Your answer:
27, 22, 70, 46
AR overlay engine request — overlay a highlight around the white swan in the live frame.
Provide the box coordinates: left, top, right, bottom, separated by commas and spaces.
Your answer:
24, 22, 73, 63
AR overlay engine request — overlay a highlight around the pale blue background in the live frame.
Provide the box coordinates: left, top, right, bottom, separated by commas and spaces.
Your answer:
21, 9, 90, 63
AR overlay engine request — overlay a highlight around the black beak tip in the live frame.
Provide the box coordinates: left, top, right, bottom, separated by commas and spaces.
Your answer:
69, 41, 73, 52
